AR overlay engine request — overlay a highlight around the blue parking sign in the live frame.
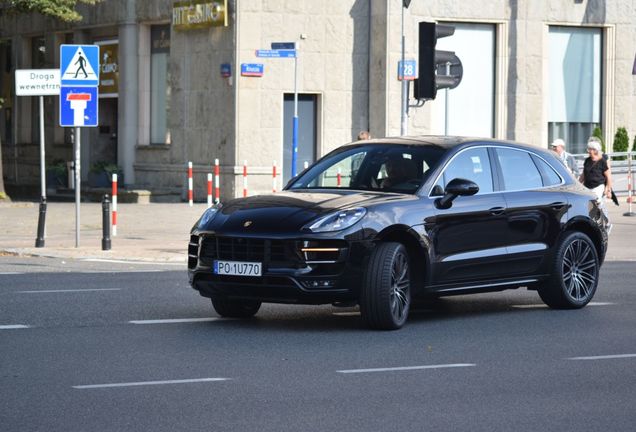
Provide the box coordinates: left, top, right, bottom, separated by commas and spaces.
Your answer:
60, 87, 98, 127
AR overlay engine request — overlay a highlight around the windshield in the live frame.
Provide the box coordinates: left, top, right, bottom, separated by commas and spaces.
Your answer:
288, 144, 446, 194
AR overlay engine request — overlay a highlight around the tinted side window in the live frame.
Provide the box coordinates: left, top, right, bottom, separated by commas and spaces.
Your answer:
434, 147, 493, 195
496, 148, 543, 191
532, 155, 563, 186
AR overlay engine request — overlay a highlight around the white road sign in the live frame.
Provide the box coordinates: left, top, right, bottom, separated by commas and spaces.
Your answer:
15, 69, 60, 96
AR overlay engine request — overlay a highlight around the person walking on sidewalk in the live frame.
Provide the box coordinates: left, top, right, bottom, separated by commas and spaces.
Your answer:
550, 138, 579, 176
580, 137, 613, 227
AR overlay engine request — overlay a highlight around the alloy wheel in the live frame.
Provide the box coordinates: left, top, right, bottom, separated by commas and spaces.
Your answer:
390, 251, 410, 322
562, 239, 598, 302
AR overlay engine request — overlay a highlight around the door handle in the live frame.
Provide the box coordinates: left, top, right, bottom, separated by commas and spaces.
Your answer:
489, 207, 505, 215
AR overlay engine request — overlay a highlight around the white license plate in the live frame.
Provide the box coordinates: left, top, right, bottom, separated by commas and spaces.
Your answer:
214, 260, 262, 277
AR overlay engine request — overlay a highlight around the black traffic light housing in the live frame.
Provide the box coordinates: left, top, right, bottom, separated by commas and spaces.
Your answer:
413, 22, 463, 101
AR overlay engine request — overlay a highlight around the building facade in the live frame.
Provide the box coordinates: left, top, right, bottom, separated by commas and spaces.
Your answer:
1, 0, 635, 200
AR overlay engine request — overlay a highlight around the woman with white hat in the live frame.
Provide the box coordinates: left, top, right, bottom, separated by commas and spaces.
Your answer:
579, 137, 612, 203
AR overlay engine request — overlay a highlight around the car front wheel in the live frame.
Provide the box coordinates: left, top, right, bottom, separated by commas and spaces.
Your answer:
538, 231, 599, 309
360, 242, 411, 330
211, 298, 261, 318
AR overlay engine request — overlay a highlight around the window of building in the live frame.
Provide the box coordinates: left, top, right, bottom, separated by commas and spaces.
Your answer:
150, 25, 170, 145
0, 39, 13, 145
433, 23, 496, 138
548, 26, 602, 154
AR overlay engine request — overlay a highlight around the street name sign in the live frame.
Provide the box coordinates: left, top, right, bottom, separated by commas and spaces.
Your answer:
60, 44, 99, 86
241, 63, 264, 77
256, 49, 296, 58
15, 69, 60, 96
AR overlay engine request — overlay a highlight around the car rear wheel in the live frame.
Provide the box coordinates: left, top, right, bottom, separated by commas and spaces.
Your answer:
211, 298, 261, 318
360, 242, 411, 330
538, 231, 599, 309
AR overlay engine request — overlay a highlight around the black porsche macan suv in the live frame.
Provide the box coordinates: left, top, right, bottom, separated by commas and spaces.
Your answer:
188, 136, 609, 330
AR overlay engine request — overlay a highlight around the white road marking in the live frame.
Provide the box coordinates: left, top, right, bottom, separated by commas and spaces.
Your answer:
567, 353, 636, 361
512, 302, 614, 309
17, 288, 121, 294
83, 258, 184, 266
0, 272, 23, 275
73, 377, 229, 389
332, 311, 360, 316
129, 317, 224, 325
0, 324, 30, 329
337, 363, 476, 374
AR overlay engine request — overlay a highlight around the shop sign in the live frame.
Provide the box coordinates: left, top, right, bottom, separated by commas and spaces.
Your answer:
173, 0, 228, 30
97, 41, 119, 96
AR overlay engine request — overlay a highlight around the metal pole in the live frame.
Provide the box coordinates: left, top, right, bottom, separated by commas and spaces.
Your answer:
74, 127, 81, 247
291, 44, 299, 178
444, 62, 450, 135
101, 194, 111, 250
400, 5, 408, 136
625, 150, 635, 217
39, 96, 46, 200
35, 197, 46, 248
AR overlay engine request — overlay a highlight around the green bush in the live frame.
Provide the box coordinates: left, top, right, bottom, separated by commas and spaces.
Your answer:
613, 127, 629, 160
592, 127, 605, 153
632, 134, 636, 152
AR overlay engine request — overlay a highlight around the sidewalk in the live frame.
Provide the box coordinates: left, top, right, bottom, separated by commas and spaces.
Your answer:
1, 199, 635, 263
0, 201, 208, 263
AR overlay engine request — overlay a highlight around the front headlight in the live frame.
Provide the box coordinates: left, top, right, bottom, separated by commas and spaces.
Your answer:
305, 207, 367, 233
197, 204, 222, 228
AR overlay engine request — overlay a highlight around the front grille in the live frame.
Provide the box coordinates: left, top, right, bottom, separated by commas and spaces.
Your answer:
199, 236, 298, 266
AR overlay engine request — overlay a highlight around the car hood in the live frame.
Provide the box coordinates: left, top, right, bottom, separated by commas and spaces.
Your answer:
198, 190, 408, 234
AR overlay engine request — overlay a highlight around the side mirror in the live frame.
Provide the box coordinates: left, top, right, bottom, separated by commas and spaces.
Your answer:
435, 178, 479, 209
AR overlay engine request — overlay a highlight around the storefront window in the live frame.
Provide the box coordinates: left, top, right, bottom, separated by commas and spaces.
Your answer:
150, 25, 170, 145
548, 26, 601, 154
433, 23, 496, 138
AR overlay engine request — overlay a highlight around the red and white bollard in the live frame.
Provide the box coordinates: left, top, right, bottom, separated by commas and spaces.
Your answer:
337, 168, 342, 187
214, 159, 220, 204
243, 160, 248, 198
187, 161, 193, 206
111, 173, 118, 236
272, 161, 277, 193
207, 173, 213, 208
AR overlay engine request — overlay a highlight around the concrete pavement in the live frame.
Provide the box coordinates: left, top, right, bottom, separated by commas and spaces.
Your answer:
0, 201, 208, 263
1, 198, 635, 263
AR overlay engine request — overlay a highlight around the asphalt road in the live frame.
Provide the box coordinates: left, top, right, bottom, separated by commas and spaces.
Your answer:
1, 256, 635, 432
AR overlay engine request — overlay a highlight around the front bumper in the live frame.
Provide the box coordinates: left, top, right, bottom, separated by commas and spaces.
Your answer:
188, 234, 372, 305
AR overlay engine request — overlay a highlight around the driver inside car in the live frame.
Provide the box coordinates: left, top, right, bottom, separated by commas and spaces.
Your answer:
381, 156, 417, 189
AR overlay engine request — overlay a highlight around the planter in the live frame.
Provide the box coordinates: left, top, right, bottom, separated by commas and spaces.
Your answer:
88, 171, 111, 188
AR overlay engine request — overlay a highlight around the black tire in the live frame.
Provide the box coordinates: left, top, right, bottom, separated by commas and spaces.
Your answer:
211, 298, 261, 318
538, 231, 599, 309
360, 242, 411, 330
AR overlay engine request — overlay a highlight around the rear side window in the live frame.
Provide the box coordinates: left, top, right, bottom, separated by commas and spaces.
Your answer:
495, 148, 543, 191
532, 155, 563, 187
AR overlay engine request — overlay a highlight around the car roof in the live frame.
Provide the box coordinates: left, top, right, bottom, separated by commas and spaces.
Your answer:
350, 135, 550, 155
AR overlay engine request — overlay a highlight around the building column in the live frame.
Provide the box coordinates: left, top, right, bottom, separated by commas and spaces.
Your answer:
118, 22, 139, 186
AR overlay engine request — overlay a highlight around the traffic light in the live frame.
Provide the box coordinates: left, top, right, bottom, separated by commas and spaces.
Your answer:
413, 22, 463, 100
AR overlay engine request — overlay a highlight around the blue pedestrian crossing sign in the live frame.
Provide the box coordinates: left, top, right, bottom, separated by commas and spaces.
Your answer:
60, 45, 99, 86
60, 87, 98, 127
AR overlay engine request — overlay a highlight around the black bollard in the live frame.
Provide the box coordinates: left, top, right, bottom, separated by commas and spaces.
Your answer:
102, 194, 112, 251
35, 197, 47, 248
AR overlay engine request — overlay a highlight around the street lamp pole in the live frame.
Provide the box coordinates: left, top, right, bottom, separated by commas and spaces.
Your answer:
400, 3, 408, 136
